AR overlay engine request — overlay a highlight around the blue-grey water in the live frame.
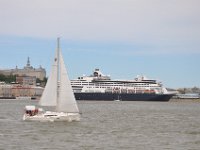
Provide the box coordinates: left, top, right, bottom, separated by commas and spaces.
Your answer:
0, 100, 200, 150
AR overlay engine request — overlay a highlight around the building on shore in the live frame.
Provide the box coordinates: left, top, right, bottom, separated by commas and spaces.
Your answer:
0, 57, 46, 99
0, 82, 44, 99
16, 76, 37, 86
0, 82, 13, 98
176, 93, 200, 99
0, 57, 46, 80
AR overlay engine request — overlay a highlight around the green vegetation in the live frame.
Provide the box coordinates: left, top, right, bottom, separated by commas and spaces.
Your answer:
36, 77, 48, 87
0, 74, 16, 83
0, 74, 47, 86
177, 87, 200, 94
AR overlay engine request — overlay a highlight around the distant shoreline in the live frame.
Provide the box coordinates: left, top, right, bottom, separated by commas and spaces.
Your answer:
0, 98, 200, 102
170, 98, 200, 103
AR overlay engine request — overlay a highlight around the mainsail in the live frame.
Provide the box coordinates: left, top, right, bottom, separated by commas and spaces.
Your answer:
39, 52, 58, 106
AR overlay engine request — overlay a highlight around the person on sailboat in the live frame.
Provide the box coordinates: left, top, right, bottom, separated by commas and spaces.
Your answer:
25, 106, 38, 116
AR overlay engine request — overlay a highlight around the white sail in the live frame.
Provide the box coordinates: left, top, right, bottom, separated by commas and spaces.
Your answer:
56, 52, 79, 113
39, 52, 58, 106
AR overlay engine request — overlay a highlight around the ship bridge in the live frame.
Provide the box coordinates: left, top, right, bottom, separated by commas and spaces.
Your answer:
92, 69, 111, 81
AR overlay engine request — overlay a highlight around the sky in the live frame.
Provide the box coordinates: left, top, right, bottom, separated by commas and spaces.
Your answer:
0, 0, 200, 88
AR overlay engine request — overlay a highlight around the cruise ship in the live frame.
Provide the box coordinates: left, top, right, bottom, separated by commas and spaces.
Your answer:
71, 69, 174, 101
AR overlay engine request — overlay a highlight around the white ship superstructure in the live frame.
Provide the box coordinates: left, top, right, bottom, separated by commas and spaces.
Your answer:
71, 69, 168, 95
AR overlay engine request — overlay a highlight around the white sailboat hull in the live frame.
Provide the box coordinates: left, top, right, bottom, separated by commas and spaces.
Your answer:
23, 111, 80, 122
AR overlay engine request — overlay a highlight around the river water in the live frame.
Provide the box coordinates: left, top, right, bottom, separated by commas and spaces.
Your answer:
0, 100, 200, 150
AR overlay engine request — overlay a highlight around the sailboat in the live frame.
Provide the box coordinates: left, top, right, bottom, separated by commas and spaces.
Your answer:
23, 38, 80, 122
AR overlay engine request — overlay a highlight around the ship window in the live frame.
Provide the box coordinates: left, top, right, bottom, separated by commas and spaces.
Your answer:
94, 72, 98, 77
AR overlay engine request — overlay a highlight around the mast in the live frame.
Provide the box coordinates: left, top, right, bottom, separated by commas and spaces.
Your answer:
57, 37, 60, 81
56, 37, 60, 108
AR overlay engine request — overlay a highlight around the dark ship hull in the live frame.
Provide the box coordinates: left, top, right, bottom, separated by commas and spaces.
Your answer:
74, 93, 173, 101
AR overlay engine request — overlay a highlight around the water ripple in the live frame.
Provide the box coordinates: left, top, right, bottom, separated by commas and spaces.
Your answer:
0, 100, 200, 150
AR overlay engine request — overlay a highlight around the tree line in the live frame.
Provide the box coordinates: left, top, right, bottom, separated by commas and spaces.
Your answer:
0, 74, 47, 86
0, 74, 16, 83
177, 87, 200, 94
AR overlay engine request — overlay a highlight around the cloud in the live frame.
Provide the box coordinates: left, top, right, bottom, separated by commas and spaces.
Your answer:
0, 0, 200, 54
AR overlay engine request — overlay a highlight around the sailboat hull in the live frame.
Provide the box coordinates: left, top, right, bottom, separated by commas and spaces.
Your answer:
23, 111, 80, 122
